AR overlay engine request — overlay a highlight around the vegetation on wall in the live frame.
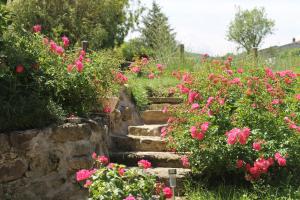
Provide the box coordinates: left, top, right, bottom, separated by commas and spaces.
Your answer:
0, 27, 122, 131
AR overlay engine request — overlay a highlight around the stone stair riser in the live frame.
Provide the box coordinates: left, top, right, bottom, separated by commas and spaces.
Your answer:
110, 153, 183, 168
128, 125, 166, 137
141, 110, 171, 124
111, 136, 167, 152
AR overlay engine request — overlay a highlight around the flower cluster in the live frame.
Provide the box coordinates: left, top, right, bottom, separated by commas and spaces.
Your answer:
190, 122, 210, 140
225, 128, 251, 145
77, 154, 171, 199
137, 159, 152, 169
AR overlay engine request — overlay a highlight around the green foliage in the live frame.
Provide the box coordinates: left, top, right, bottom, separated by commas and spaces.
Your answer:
7, 0, 142, 50
118, 38, 153, 61
227, 7, 275, 54
88, 165, 157, 199
167, 59, 300, 185
141, 2, 177, 60
0, 4, 9, 57
125, 58, 180, 110
0, 29, 121, 131
186, 182, 300, 200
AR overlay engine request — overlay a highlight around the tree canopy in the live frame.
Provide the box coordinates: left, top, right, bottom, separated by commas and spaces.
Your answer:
141, 1, 177, 59
7, 0, 142, 50
227, 7, 275, 54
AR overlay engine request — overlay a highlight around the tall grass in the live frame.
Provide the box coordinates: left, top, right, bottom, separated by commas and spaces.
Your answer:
127, 74, 180, 110
186, 183, 300, 200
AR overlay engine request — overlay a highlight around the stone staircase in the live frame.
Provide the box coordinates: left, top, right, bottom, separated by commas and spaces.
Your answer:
110, 97, 190, 197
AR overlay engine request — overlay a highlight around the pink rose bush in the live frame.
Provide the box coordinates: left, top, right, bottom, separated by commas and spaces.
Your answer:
164, 58, 300, 185
76, 154, 170, 200
3, 24, 122, 126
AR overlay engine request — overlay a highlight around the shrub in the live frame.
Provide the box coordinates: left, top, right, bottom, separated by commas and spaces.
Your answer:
0, 27, 121, 131
76, 154, 173, 200
165, 57, 300, 185
118, 38, 153, 61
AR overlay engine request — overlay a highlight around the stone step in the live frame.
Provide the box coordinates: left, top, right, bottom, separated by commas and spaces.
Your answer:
111, 135, 167, 152
148, 97, 183, 104
110, 151, 183, 168
131, 167, 190, 196
148, 103, 172, 110
141, 110, 171, 124
128, 124, 167, 137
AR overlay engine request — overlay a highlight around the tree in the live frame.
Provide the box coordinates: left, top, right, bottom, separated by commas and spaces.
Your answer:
227, 7, 275, 54
7, 0, 142, 50
141, 1, 177, 60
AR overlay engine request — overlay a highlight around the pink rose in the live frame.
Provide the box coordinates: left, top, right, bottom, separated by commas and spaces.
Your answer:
33, 24, 42, 33
200, 122, 209, 133
191, 103, 199, 110
161, 127, 168, 138
181, 156, 190, 167
118, 167, 125, 176
84, 180, 92, 188
148, 73, 155, 79
62, 36, 70, 47
156, 63, 163, 71
97, 155, 109, 165
76, 169, 94, 182
55, 46, 64, 55
237, 68, 244, 74
75, 60, 84, 73
277, 157, 286, 166
138, 159, 152, 169
252, 142, 261, 151
163, 187, 173, 199
236, 160, 244, 168
188, 91, 199, 104
124, 196, 136, 200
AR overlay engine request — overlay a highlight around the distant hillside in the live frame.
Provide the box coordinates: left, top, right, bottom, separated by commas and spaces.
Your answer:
260, 41, 300, 58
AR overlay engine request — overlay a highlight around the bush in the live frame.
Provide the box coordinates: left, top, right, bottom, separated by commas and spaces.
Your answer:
165, 58, 300, 186
118, 38, 153, 61
0, 27, 121, 131
76, 154, 173, 200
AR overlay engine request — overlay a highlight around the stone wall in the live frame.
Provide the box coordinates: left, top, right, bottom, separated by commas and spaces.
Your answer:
110, 86, 143, 136
0, 119, 109, 200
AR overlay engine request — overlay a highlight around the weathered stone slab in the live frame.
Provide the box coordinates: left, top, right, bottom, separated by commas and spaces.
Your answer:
141, 110, 171, 124
69, 141, 92, 157
0, 134, 10, 152
50, 123, 92, 143
110, 151, 182, 168
128, 124, 167, 137
9, 130, 39, 149
111, 135, 167, 152
148, 97, 183, 104
0, 159, 27, 182
67, 157, 93, 171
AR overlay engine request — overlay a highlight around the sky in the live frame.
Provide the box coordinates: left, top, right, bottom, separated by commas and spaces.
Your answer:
127, 0, 300, 56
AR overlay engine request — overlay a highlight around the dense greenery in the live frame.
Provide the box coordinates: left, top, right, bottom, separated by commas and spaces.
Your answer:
7, 0, 141, 50
0, 28, 121, 131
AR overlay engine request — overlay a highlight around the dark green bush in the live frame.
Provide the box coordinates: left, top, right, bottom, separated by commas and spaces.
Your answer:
118, 38, 153, 61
